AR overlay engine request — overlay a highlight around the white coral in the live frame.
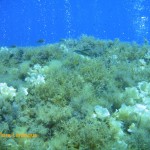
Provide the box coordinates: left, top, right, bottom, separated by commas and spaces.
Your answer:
94, 105, 110, 119
0, 83, 16, 100
25, 64, 46, 86
0, 46, 9, 52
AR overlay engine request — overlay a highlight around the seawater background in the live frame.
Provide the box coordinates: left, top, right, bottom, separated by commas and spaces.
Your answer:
0, 0, 150, 46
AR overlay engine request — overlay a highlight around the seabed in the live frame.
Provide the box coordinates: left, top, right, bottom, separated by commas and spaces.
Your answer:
0, 36, 150, 150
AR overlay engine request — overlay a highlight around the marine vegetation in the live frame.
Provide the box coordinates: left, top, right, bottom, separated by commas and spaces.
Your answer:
0, 35, 150, 150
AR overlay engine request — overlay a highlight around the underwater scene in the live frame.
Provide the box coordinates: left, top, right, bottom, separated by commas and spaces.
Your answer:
0, 0, 150, 150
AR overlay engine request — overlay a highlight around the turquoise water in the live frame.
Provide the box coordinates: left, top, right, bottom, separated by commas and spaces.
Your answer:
0, 0, 150, 46
0, 1, 150, 149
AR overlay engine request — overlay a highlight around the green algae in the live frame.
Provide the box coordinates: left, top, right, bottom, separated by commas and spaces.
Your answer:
0, 36, 150, 150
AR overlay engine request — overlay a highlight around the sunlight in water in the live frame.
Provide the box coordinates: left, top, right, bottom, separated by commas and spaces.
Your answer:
133, 0, 149, 41
64, 0, 72, 38
49, 0, 56, 40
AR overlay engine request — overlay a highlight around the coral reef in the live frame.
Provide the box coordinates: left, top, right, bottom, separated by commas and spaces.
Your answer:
0, 35, 150, 150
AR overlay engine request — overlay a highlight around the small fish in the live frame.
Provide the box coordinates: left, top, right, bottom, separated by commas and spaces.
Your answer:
74, 49, 91, 56
60, 38, 66, 42
37, 39, 45, 43
9, 45, 17, 48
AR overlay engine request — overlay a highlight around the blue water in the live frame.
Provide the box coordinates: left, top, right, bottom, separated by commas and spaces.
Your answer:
0, 0, 150, 46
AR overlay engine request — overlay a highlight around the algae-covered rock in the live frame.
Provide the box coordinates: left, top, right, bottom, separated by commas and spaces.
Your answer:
1, 36, 150, 149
